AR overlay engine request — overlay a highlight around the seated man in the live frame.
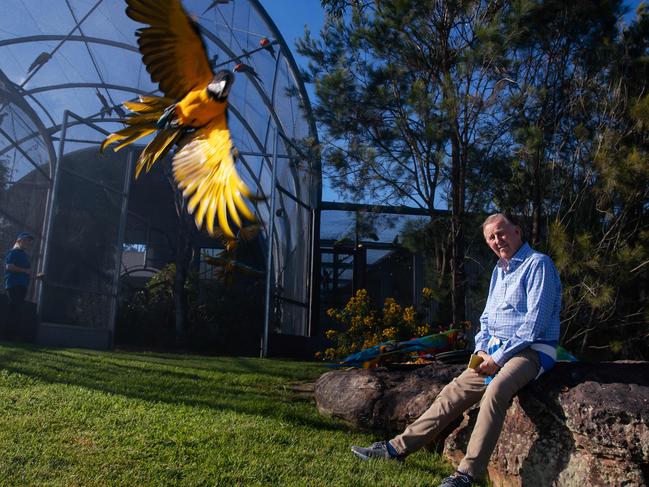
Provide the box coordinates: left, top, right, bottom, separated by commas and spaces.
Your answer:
351, 213, 561, 487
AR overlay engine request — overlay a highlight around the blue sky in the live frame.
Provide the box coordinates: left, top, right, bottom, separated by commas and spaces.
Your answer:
259, 1, 336, 198
260, 0, 325, 71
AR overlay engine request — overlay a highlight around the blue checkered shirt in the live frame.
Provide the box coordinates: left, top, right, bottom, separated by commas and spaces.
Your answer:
474, 242, 561, 367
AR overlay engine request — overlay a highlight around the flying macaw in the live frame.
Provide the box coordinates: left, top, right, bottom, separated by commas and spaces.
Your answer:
337, 328, 467, 368
203, 251, 264, 287
202, 224, 263, 286
101, 0, 255, 239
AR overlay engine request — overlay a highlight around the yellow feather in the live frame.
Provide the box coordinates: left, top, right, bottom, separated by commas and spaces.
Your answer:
132, 129, 176, 178
217, 189, 235, 239
126, 0, 213, 100
123, 113, 161, 125
100, 132, 126, 153
123, 100, 162, 114
102, 126, 156, 153
232, 189, 256, 222
188, 179, 211, 213
138, 95, 174, 107
149, 129, 182, 166
194, 186, 212, 228
113, 127, 157, 152
237, 179, 254, 199
225, 185, 242, 228
171, 113, 256, 237
205, 190, 219, 236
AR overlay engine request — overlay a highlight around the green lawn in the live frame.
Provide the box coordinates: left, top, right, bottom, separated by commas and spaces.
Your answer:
0, 342, 482, 486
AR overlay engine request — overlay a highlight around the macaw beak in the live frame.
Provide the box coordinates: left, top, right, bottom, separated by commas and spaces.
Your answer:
207, 70, 234, 101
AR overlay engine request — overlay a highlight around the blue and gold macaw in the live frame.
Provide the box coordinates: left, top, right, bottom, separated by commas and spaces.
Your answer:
101, 0, 255, 239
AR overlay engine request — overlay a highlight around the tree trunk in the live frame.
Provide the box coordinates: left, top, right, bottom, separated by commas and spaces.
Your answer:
169, 176, 197, 344
174, 222, 193, 342
532, 154, 543, 246
450, 134, 466, 325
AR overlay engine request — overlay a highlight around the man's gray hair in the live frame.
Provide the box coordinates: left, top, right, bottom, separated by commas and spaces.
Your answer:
481, 212, 521, 231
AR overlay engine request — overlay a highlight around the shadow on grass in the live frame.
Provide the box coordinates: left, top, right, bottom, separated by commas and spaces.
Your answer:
0, 342, 347, 434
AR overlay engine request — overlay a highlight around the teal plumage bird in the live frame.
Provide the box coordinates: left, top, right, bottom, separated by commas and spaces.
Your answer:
338, 328, 466, 368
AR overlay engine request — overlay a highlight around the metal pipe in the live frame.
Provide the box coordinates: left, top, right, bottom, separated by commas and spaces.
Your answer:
261, 126, 279, 358
37, 110, 69, 315
107, 149, 134, 349
307, 207, 320, 337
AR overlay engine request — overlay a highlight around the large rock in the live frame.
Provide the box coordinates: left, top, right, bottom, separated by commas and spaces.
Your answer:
315, 361, 649, 487
315, 363, 465, 434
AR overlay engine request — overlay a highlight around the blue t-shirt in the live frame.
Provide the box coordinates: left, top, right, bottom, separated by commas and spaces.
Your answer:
5, 248, 30, 289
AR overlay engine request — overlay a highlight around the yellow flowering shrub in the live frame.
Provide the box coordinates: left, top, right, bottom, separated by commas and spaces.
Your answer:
318, 288, 435, 360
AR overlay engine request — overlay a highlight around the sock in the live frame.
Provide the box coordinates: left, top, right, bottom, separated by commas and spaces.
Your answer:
455, 470, 473, 480
386, 441, 399, 457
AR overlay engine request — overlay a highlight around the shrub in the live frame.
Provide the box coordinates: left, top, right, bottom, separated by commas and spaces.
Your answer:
321, 288, 435, 360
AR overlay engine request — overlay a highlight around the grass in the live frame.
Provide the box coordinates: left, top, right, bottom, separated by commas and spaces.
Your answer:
0, 342, 487, 486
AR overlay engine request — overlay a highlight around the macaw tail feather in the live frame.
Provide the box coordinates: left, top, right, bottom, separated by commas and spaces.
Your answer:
135, 128, 182, 178
100, 125, 157, 153
101, 95, 181, 177
556, 345, 578, 362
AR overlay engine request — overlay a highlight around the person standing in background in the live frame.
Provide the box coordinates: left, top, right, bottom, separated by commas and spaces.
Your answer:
4, 232, 42, 336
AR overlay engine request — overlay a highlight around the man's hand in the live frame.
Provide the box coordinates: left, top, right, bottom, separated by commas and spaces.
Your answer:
477, 356, 501, 376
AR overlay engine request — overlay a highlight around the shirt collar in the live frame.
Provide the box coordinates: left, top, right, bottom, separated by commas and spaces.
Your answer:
497, 242, 531, 272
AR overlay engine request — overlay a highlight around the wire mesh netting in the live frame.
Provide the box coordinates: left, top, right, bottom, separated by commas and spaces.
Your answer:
0, 76, 53, 301
0, 0, 320, 345
39, 145, 131, 329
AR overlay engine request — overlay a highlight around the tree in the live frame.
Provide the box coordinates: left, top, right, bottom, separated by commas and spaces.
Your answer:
545, 5, 649, 359
490, 0, 623, 244
307, 0, 649, 358
300, 0, 514, 323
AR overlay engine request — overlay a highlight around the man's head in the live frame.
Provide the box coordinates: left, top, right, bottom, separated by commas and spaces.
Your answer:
482, 213, 523, 261
15, 232, 34, 250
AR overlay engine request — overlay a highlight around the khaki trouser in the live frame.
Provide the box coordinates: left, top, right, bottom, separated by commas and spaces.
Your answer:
390, 347, 540, 479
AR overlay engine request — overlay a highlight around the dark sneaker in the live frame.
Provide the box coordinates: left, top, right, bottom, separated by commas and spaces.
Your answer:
350, 440, 402, 461
438, 472, 473, 487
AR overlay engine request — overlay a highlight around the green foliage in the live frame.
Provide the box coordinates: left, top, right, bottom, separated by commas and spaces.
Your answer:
117, 264, 264, 354
549, 7, 649, 359
320, 288, 434, 360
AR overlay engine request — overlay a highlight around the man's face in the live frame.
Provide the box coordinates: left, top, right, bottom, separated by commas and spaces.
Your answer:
483, 217, 522, 261
17, 238, 33, 250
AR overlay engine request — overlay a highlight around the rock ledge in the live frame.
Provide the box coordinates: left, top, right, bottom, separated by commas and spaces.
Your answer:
315, 361, 649, 487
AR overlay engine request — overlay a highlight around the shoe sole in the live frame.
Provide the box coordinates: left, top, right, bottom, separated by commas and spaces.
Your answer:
350, 446, 403, 462
350, 446, 373, 460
